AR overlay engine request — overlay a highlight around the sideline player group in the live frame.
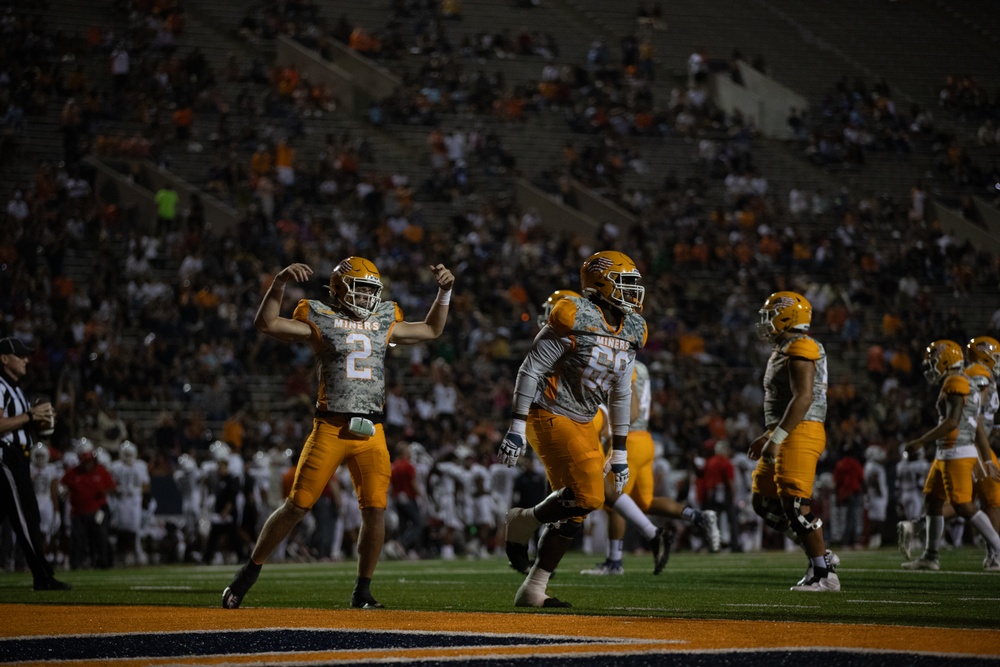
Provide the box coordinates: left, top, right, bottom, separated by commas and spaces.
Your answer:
210, 247, 1000, 611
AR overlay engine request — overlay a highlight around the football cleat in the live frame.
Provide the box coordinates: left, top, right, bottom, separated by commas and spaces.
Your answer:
984, 555, 1000, 572
222, 562, 261, 609
790, 572, 841, 592
696, 510, 721, 553
580, 559, 625, 576
350, 592, 386, 609
897, 521, 915, 561
222, 587, 243, 609
902, 554, 940, 571
505, 507, 540, 575
796, 549, 840, 586
33, 578, 72, 591
649, 527, 673, 575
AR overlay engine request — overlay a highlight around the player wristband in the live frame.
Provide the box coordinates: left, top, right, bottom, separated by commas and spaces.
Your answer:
769, 426, 789, 446
509, 419, 526, 436
436, 288, 452, 305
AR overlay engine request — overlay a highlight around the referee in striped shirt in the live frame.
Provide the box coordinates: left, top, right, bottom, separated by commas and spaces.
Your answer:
0, 337, 71, 591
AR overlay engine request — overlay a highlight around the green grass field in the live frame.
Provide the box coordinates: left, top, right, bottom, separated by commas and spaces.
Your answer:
7, 547, 999, 630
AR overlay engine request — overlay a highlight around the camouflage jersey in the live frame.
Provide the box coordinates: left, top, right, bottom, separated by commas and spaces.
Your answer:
762, 332, 828, 427
292, 298, 403, 414
966, 362, 998, 431
630, 360, 652, 432
533, 296, 647, 423
933, 371, 981, 461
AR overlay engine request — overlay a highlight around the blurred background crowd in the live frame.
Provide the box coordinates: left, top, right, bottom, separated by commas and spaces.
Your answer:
2, 0, 1000, 571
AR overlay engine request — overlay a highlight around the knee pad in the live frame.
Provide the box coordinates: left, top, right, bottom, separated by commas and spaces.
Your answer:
784, 496, 822, 536
553, 487, 591, 519
754, 495, 790, 533
552, 519, 584, 540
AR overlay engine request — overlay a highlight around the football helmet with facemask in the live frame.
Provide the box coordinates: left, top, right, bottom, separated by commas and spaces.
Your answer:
922, 339, 964, 384
579, 251, 644, 314
329, 256, 383, 319
756, 291, 812, 340
967, 336, 1000, 376
31, 443, 50, 467
538, 289, 581, 327
120, 440, 138, 464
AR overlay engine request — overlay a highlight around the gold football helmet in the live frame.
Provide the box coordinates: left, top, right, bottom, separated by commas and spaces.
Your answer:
756, 291, 812, 340
330, 256, 383, 319
579, 251, 644, 314
922, 339, 964, 384
967, 336, 1000, 376
538, 289, 581, 327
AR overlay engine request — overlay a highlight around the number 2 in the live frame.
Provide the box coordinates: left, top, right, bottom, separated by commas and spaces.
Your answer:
346, 333, 373, 379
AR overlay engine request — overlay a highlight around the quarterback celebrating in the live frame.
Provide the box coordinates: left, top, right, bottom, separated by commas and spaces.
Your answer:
223, 257, 454, 610
748, 291, 840, 592
498, 251, 647, 608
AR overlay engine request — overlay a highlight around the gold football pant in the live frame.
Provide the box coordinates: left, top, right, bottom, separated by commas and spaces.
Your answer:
288, 415, 390, 510
528, 407, 605, 519
752, 420, 825, 500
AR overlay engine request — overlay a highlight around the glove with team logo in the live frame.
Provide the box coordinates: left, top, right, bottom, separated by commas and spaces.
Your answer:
608, 448, 629, 494
498, 420, 527, 468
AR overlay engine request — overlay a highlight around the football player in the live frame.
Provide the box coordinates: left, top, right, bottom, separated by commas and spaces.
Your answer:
109, 441, 151, 567
964, 336, 1000, 571
901, 340, 1000, 571
748, 291, 840, 592
582, 358, 720, 577
223, 257, 454, 610
498, 251, 647, 608
862, 445, 888, 549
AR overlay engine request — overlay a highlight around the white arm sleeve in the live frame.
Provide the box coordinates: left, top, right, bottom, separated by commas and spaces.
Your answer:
511, 327, 571, 416
608, 357, 635, 438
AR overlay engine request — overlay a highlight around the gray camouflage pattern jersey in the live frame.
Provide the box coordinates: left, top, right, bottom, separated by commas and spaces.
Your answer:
535, 296, 646, 422
293, 299, 403, 414
762, 332, 828, 427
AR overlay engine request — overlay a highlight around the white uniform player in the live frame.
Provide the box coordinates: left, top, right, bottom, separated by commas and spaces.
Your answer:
109, 441, 150, 566
30, 445, 60, 548
863, 446, 888, 549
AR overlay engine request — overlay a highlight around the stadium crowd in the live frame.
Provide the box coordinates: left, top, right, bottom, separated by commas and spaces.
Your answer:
3, 0, 1000, 578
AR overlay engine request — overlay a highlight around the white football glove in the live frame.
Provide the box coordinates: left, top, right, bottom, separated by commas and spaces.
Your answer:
608, 448, 629, 494
498, 421, 527, 468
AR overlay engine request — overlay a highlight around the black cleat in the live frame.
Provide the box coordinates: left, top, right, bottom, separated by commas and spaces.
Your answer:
541, 597, 571, 608
222, 586, 243, 609
350, 592, 385, 609
33, 578, 72, 591
222, 562, 261, 609
649, 527, 673, 575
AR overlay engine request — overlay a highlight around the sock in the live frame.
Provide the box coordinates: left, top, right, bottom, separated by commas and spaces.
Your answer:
608, 539, 624, 562
354, 576, 371, 596
524, 564, 552, 599
231, 560, 261, 594
970, 511, 1000, 553
582, 534, 594, 555
614, 495, 657, 540
810, 555, 828, 578
926, 515, 944, 558
681, 507, 697, 522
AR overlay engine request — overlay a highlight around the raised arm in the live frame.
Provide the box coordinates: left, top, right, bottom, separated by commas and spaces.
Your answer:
390, 264, 456, 344
254, 263, 315, 342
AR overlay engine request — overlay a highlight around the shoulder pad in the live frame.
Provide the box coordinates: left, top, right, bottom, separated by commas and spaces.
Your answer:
549, 298, 578, 336
784, 336, 821, 361
942, 373, 971, 396
292, 299, 312, 323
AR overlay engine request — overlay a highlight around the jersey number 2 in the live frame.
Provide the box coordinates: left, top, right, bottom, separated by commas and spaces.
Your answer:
346, 333, 373, 379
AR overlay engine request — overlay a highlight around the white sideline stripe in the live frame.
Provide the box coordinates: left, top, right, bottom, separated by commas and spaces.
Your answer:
723, 604, 820, 609
846, 599, 937, 605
